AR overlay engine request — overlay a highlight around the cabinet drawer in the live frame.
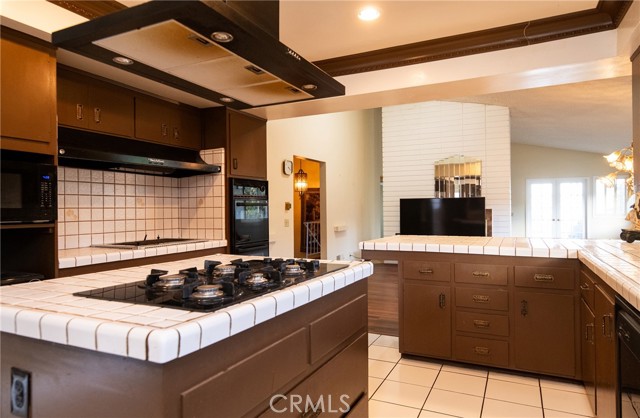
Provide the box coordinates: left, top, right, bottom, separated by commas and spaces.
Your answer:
455, 263, 508, 286
579, 270, 595, 310
455, 336, 509, 367
456, 311, 509, 337
403, 261, 451, 282
455, 287, 509, 311
514, 266, 575, 290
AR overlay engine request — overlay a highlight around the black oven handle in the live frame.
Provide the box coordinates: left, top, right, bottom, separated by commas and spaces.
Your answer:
235, 201, 268, 207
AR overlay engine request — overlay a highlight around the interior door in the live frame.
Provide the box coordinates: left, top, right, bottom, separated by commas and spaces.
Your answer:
526, 178, 587, 238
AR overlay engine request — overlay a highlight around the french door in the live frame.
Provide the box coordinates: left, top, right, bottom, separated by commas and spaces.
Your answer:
526, 178, 587, 238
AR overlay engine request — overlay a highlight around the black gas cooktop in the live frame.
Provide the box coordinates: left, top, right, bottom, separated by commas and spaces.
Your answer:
74, 258, 348, 312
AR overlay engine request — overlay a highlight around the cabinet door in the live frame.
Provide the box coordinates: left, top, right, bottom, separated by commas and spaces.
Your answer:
134, 95, 175, 144
402, 282, 451, 358
57, 70, 89, 130
86, 77, 134, 137
1, 30, 56, 154
228, 111, 267, 179
172, 106, 201, 150
514, 291, 576, 377
594, 285, 616, 418
581, 299, 596, 414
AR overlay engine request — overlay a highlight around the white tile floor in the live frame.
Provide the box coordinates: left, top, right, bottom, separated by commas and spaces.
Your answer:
368, 333, 595, 418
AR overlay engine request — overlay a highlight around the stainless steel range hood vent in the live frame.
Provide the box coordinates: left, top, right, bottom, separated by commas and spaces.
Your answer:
52, 1, 345, 110
58, 127, 221, 178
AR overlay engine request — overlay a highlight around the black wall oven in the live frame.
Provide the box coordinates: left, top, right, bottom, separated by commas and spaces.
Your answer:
230, 178, 269, 256
1, 152, 56, 224
617, 295, 640, 418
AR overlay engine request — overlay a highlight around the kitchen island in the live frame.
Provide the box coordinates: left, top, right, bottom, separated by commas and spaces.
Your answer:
360, 235, 640, 418
0, 254, 373, 417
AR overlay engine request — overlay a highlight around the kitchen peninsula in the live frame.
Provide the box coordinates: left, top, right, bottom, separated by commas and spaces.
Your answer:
0, 255, 373, 417
360, 235, 640, 417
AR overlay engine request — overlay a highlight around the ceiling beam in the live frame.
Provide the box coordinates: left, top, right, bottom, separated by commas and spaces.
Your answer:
314, 0, 634, 77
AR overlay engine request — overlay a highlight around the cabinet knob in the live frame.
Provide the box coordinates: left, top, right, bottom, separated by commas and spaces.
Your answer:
520, 300, 528, 316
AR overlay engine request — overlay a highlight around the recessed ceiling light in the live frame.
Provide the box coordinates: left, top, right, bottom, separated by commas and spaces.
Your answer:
211, 31, 233, 43
220, 97, 234, 103
112, 56, 134, 65
358, 6, 380, 21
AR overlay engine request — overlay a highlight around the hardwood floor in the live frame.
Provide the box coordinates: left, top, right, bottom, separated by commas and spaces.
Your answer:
368, 261, 399, 336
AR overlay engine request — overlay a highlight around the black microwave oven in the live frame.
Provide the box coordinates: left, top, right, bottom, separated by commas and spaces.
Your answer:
1, 158, 57, 224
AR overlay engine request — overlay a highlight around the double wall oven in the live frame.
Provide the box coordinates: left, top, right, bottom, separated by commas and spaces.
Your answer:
230, 178, 269, 256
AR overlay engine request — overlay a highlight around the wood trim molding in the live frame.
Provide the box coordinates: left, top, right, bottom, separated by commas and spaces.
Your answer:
46, 0, 126, 20
314, 0, 634, 77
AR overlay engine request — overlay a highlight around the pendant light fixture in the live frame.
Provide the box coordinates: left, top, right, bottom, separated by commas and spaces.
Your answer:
294, 161, 308, 197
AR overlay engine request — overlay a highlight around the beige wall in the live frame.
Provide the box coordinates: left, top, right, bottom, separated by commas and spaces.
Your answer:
511, 143, 627, 238
267, 109, 382, 260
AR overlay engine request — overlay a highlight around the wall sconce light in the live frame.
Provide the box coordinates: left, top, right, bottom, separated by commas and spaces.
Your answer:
294, 162, 308, 197
602, 144, 634, 196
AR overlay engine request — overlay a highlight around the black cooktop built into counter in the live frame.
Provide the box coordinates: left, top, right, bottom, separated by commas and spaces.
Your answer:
74, 258, 348, 312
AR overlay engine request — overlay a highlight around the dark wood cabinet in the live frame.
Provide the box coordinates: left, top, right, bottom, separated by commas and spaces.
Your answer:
58, 68, 134, 138
402, 281, 451, 358
594, 281, 617, 418
204, 107, 267, 179
1, 28, 57, 155
581, 298, 597, 413
366, 250, 582, 380
134, 95, 201, 150
580, 266, 618, 418
513, 290, 576, 377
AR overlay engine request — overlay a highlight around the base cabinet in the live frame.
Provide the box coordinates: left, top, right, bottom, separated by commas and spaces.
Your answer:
513, 291, 576, 377
382, 251, 581, 380
580, 266, 618, 418
402, 282, 451, 358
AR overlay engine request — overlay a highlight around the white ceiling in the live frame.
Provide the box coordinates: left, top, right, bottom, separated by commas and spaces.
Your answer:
0, 0, 634, 154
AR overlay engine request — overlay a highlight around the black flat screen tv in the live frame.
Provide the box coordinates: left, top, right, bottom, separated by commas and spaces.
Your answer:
400, 197, 486, 236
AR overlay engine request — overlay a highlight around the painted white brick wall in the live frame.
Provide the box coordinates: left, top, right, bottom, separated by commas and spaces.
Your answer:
382, 101, 512, 237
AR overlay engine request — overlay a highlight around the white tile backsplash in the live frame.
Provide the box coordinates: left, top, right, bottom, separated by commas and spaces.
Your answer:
58, 148, 225, 249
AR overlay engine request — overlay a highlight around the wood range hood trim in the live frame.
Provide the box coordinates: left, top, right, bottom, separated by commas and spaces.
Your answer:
50, 1, 344, 110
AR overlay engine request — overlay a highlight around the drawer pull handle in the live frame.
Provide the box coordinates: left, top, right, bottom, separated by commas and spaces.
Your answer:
602, 314, 614, 338
472, 295, 490, 303
76, 104, 83, 120
534, 274, 554, 282
94, 107, 101, 123
419, 268, 434, 274
161, 123, 168, 137
580, 283, 590, 291
472, 271, 490, 278
473, 320, 490, 328
474, 346, 490, 355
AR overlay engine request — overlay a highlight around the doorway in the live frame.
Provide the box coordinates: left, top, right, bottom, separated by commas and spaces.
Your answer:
293, 157, 323, 259
525, 178, 587, 238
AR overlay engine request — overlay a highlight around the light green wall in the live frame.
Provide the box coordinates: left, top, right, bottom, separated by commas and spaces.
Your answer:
511, 143, 627, 238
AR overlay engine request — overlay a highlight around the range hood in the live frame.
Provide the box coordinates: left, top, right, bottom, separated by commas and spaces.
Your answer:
58, 127, 221, 178
51, 1, 345, 110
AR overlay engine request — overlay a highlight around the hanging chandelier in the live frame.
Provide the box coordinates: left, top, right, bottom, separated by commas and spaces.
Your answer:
294, 161, 308, 197
602, 144, 634, 196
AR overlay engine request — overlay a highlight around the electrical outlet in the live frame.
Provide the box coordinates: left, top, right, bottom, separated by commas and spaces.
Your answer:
11, 368, 30, 418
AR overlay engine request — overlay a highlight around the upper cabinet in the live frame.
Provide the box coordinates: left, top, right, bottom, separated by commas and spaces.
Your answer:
1, 27, 57, 155
58, 68, 134, 138
134, 95, 202, 150
204, 108, 267, 179
57, 68, 203, 150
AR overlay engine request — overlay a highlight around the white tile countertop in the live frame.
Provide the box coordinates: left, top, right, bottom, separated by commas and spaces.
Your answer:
359, 236, 640, 311
58, 239, 227, 269
0, 254, 373, 364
